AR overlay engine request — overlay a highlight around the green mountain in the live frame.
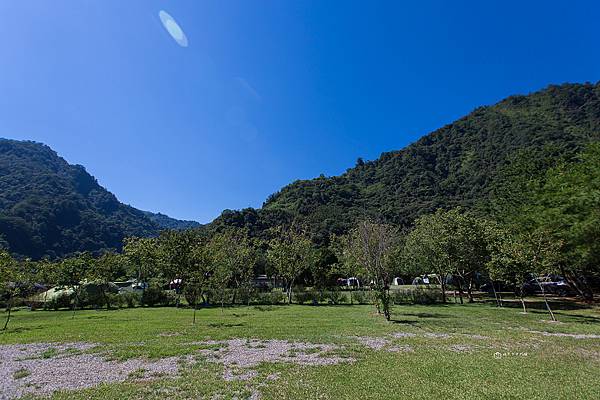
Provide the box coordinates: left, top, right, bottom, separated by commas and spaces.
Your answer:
0, 139, 197, 259
143, 211, 201, 230
3, 83, 599, 258
212, 82, 600, 242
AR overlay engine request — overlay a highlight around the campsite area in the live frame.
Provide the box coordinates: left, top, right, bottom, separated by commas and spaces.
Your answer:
2, 300, 599, 399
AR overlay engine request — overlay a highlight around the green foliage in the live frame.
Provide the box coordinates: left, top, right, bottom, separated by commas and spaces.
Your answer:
267, 226, 316, 303
213, 83, 600, 245
0, 139, 163, 259
141, 285, 171, 307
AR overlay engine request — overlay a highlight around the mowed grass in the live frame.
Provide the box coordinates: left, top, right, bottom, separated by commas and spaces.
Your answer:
2, 302, 600, 399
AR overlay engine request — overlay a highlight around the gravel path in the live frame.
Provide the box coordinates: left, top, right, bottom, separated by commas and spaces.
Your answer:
0, 342, 185, 400
198, 339, 351, 368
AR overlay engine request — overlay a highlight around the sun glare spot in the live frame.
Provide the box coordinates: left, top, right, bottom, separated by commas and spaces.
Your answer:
159, 10, 188, 47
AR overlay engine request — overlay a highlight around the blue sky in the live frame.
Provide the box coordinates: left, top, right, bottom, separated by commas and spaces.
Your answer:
1, 1, 599, 223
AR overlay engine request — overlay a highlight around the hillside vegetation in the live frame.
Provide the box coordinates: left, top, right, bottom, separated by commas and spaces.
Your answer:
0, 140, 197, 259
213, 83, 600, 242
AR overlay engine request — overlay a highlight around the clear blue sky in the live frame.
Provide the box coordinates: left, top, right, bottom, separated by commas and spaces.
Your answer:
1, 1, 599, 223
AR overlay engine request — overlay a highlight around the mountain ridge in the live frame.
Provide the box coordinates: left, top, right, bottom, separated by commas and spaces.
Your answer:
0, 138, 199, 259
211, 82, 600, 242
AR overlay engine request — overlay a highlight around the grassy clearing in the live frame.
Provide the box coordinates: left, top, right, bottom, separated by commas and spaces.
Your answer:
2, 302, 600, 399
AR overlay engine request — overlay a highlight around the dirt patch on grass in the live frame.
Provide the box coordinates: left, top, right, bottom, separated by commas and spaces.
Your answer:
529, 330, 600, 339
353, 336, 415, 353
198, 339, 352, 368
390, 332, 417, 339
353, 336, 391, 350
0, 342, 188, 400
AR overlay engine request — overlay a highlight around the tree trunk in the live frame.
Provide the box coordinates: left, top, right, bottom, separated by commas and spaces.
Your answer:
3, 299, 12, 331
466, 278, 474, 303
562, 269, 594, 302
232, 288, 238, 306
535, 277, 557, 321
519, 286, 527, 313
381, 288, 391, 321
440, 280, 447, 303
102, 287, 110, 311
71, 287, 79, 319
287, 279, 295, 304
490, 281, 500, 307
456, 278, 464, 305
193, 305, 197, 324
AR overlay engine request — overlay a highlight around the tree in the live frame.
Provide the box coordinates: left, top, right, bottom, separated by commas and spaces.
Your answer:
89, 252, 124, 310
403, 209, 493, 304
267, 226, 315, 304
185, 239, 214, 323
56, 253, 92, 318
156, 230, 200, 306
209, 228, 256, 306
487, 229, 534, 313
123, 237, 159, 292
531, 143, 600, 301
1, 251, 19, 330
404, 211, 453, 303
343, 220, 397, 320
448, 210, 492, 303
487, 219, 562, 320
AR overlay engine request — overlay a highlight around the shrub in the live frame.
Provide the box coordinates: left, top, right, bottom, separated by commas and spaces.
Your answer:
120, 291, 141, 308
106, 293, 125, 308
293, 290, 313, 304
235, 286, 256, 305
391, 287, 442, 305
141, 286, 169, 307
269, 290, 286, 304
351, 290, 370, 305
325, 289, 344, 305
210, 289, 233, 306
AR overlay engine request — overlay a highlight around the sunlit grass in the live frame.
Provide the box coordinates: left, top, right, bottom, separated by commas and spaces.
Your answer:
2, 302, 600, 399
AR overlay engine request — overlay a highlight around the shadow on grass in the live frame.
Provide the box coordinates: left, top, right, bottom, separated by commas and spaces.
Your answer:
401, 312, 450, 319
483, 299, 593, 311
207, 322, 245, 328
0, 325, 45, 334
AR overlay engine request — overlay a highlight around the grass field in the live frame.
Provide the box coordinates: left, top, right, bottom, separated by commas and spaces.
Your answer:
2, 301, 600, 399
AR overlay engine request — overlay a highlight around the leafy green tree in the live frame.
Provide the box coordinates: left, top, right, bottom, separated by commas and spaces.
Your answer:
531, 143, 600, 300
1, 251, 19, 330
342, 220, 397, 320
185, 239, 214, 323
156, 230, 200, 305
404, 209, 493, 304
56, 253, 93, 317
489, 229, 561, 320
209, 228, 256, 306
123, 237, 158, 291
267, 226, 315, 304
404, 211, 453, 303
89, 252, 124, 309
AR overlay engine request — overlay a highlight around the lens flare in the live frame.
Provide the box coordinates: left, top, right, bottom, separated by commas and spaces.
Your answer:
159, 10, 188, 47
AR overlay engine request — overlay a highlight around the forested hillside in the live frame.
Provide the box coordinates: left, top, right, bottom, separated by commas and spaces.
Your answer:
0, 140, 196, 259
143, 211, 201, 230
212, 83, 600, 242
3, 83, 599, 258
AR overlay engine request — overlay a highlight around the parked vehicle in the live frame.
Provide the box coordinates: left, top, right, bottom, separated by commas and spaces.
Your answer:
522, 275, 573, 296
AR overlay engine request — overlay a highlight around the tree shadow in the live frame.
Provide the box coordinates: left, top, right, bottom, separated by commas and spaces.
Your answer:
207, 322, 245, 328
401, 312, 450, 319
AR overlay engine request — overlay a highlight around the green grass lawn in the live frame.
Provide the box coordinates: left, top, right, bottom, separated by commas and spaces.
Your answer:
2, 302, 600, 399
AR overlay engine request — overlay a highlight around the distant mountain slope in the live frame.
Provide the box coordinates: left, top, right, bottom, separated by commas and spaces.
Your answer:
143, 211, 201, 230
212, 82, 600, 242
0, 139, 192, 259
